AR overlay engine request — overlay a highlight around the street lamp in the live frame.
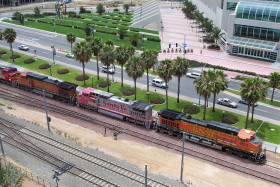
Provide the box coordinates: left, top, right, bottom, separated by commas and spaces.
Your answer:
160, 21, 164, 43
222, 111, 225, 122
49, 64, 52, 76
91, 76, 93, 87
43, 90, 51, 133
147, 92, 150, 104
180, 132, 186, 183
51, 45, 56, 65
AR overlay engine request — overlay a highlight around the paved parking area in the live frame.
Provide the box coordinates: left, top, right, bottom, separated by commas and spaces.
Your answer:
159, 8, 280, 76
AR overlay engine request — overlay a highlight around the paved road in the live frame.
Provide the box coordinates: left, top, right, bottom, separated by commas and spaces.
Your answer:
0, 17, 280, 125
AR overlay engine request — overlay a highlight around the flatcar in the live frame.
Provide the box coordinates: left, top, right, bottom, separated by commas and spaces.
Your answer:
16, 72, 78, 103
157, 108, 266, 163
0, 66, 20, 86
77, 87, 155, 129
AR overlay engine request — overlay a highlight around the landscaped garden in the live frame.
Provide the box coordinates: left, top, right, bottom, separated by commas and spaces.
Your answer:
0, 47, 279, 144
3, 8, 161, 52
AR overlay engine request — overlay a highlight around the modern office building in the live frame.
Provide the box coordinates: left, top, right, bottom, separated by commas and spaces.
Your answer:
189, 0, 280, 62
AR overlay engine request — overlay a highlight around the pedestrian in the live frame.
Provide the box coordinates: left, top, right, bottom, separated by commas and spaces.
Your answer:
200, 49, 202, 54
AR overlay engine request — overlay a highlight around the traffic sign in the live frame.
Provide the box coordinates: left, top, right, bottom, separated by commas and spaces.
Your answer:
182, 43, 187, 48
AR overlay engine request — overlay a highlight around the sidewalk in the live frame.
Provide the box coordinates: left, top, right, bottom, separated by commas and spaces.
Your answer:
159, 8, 280, 76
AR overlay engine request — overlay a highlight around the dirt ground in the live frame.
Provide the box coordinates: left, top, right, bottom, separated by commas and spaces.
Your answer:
0, 98, 277, 187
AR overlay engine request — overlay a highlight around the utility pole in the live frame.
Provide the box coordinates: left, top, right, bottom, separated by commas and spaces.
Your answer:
145, 165, 148, 187
0, 136, 5, 157
43, 90, 51, 132
180, 133, 185, 183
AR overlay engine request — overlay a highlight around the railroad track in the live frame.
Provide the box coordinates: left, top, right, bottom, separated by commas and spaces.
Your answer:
0, 119, 117, 187
0, 86, 280, 185
265, 159, 280, 171
0, 117, 170, 187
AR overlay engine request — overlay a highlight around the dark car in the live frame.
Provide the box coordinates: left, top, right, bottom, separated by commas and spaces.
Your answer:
239, 98, 258, 107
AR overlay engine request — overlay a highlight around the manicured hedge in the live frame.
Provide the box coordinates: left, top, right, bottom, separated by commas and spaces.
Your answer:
150, 97, 165, 104
24, 58, 35, 64
10, 55, 21, 59
98, 81, 111, 88
0, 51, 7, 55
221, 113, 239, 124
57, 69, 69, 74
122, 88, 135, 96
76, 74, 89, 81
39, 63, 50, 69
147, 36, 161, 42
183, 104, 200, 114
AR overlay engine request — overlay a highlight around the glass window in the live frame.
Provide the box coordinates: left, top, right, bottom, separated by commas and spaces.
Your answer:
254, 27, 261, 38
234, 24, 241, 35
241, 26, 248, 36
256, 6, 264, 21
249, 5, 257, 19
262, 7, 271, 21
264, 51, 267, 58
245, 48, 248, 54
227, 2, 237, 10
260, 51, 263, 57
260, 28, 268, 39
267, 29, 274, 40
276, 10, 280, 22
269, 8, 277, 22
243, 6, 251, 19
236, 3, 245, 18
248, 26, 254, 37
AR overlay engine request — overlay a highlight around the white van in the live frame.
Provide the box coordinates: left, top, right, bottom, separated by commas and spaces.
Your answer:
151, 79, 168, 88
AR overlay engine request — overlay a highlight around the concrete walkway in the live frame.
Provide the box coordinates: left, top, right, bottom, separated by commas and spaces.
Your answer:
159, 8, 280, 76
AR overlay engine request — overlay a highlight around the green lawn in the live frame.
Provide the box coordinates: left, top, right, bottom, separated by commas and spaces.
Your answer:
226, 88, 280, 107
3, 19, 161, 52
1, 48, 279, 144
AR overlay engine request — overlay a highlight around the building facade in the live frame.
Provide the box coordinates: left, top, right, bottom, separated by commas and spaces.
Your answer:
189, 0, 280, 62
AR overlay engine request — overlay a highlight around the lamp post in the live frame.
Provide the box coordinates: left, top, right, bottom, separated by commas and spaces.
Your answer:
43, 90, 51, 133
147, 92, 150, 104
51, 45, 56, 65
49, 64, 52, 76
180, 133, 185, 183
160, 21, 164, 43
222, 111, 225, 122
91, 76, 93, 87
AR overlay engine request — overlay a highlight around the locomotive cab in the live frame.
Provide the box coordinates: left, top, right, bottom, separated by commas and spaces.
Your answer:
0, 67, 20, 84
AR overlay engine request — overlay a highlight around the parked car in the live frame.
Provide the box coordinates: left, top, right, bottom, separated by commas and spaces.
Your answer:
239, 98, 258, 107
217, 98, 237, 108
151, 79, 168, 88
186, 72, 201, 78
66, 53, 74, 58
102, 66, 115, 74
18, 45, 29, 51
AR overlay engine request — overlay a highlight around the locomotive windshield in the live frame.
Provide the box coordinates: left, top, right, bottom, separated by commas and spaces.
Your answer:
250, 135, 262, 146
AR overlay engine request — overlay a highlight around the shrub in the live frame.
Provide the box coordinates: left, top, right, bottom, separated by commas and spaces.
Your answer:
122, 88, 135, 96
147, 36, 160, 42
98, 81, 111, 88
183, 104, 200, 114
114, 8, 119, 12
39, 63, 50, 69
57, 69, 69, 74
24, 58, 35, 64
208, 44, 220, 50
202, 37, 214, 43
221, 113, 238, 124
79, 6, 86, 14
12, 11, 21, 20
75, 74, 89, 81
150, 97, 165, 104
0, 51, 7, 55
10, 55, 21, 59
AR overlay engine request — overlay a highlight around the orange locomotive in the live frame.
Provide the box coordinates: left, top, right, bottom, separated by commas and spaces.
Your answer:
0, 65, 20, 86
157, 109, 266, 164
16, 72, 78, 103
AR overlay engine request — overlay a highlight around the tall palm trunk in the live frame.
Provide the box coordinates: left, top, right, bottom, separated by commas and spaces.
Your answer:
245, 103, 251, 129
97, 55, 99, 80
71, 43, 72, 53
82, 63, 86, 86
203, 96, 207, 120
134, 78, 137, 100
10, 43, 14, 62
165, 82, 168, 109
146, 68, 149, 93
177, 76, 181, 103
212, 93, 216, 112
107, 65, 110, 92
271, 87, 275, 101
121, 65, 124, 87
251, 104, 255, 123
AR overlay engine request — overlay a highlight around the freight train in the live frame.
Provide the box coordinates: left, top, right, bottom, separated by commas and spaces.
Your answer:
0, 66, 266, 163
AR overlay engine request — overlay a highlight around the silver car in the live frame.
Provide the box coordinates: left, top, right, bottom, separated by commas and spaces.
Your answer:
18, 45, 29, 51
66, 53, 74, 58
217, 98, 237, 108
186, 72, 201, 78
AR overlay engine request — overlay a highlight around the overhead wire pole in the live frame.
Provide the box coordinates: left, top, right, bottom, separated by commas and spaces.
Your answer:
43, 90, 51, 133
180, 133, 185, 183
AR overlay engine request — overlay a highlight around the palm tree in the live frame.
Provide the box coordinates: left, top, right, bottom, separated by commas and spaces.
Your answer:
105, 39, 114, 48
211, 27, 224, 47
127, 45, 135, 59
0, 29, 3, 41
66, 33, 76, 52
141, 49, 158, 96
99, 45, 115, 92
173, 57, 189, 103
250, 77, 268, 122
116, 46, 129, 87
123, 4, 130, 13
210, 70, 228, 112
240, 78, 254, 128
125, 56, 144, 100
157, 59, 174, 108
194, 70, 212, 120
91, 37, 103, 80
269, 72, 280, 101
3, 28, 17, 62
72, 40, 92, 86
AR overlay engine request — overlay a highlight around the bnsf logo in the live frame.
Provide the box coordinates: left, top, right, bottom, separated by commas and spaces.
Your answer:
103, 100, 127, 112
